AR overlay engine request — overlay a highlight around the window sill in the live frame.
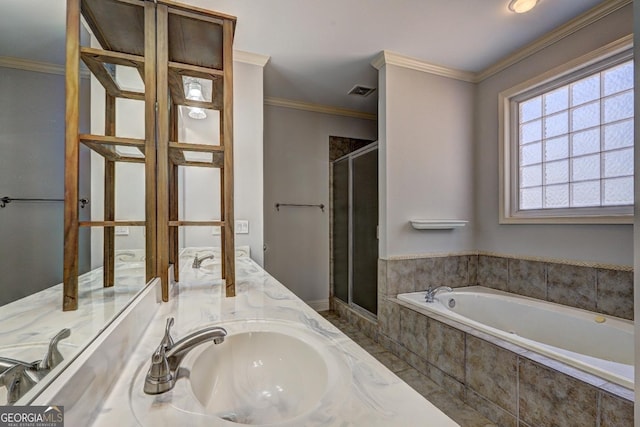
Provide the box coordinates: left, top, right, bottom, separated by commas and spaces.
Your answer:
499, 213, 633, 225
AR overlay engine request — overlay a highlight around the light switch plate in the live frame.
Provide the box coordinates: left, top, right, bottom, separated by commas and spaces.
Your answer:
211, 226, 221, 235
236, 220, 249, 234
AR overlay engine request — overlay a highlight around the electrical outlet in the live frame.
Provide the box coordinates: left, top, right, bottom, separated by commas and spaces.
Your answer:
235, 220, 249, 234
115, 226, 129, 236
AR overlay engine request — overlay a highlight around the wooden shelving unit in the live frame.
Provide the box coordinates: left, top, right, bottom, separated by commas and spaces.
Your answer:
64, 0, 236, 310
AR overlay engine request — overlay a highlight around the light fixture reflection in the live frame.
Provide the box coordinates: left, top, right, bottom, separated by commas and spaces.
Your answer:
185, 80, 207, 120
508, 0, 539, 13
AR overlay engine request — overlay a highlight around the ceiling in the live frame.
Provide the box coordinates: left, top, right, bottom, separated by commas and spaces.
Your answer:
1, 0, 608, 115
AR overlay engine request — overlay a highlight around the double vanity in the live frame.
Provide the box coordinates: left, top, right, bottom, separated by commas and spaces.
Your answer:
20, 250, 458, 426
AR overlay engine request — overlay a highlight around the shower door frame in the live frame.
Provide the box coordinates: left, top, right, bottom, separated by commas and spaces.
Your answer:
332, 141, 378, 318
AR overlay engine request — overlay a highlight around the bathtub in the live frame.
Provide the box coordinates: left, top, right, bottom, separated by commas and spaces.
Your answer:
397, 286, 634, 390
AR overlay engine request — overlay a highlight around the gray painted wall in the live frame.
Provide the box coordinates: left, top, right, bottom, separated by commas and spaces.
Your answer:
474, 4, 633, 266
0, 67, 90, 305
378, 64, 475, 259
263, 105, 377, 304
180, 61, 265, 266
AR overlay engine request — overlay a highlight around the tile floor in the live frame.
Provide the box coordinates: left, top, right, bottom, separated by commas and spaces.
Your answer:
320, 311, 497, 427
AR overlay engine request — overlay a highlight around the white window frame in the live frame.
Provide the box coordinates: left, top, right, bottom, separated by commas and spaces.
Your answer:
499, 35, 633, 224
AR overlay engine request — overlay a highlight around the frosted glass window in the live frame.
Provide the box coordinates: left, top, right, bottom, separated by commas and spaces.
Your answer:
603, 148, 634, 178
544, 184, 569, 208
544, 160, 568, 185
544, 136, 568, 162
603, 177, 633, 205
544, 112, 568, 138
571, 102, 600, 132
603, 120, 633, 150
520, 97, 542, 122
572, 155, 600, 182
520, 120, 542, 144
520, 142, 542, 166
544, 87, 568, 115
571, 75, 600, 106
520, 187, 542, 210
571, 181, 600, 207
521, 165, 542, 188
603, 62, 633, 96
603, 91, 633, 123
513, 58, 634, 213
571, 129, 600, 156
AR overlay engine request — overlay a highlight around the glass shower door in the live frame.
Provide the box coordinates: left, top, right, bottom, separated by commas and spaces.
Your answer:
351, 148, 378, 314
332, 158, 349, 303
331, 143, 378, 316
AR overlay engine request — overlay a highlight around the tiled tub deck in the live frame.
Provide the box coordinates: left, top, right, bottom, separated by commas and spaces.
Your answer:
333, 253, 634, 427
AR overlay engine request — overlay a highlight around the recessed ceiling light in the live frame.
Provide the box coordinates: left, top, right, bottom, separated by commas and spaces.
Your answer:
508, 0, 539, 13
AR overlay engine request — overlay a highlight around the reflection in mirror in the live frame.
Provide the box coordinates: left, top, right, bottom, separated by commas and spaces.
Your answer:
0, 0, 148, 404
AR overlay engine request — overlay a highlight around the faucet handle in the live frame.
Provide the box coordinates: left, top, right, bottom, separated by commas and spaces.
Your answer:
0, 364, 38, 404
144, 333, 176, 395
161, 317, 175, 349
38, 328, 71, 371
143, 342, 174, 395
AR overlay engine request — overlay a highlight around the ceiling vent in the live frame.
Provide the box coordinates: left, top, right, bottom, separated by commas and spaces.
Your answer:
348, 85, 376, 97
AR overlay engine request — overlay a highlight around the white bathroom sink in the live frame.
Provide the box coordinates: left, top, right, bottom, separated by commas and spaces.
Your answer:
131, 319, 349, 426
188, 331, 328, 424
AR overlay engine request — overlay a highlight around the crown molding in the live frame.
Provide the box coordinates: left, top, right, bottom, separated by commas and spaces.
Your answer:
476, 0, 632, 81
371, 0, 631, 84
0, 56, 66, 76
264, 97, 377, 121
0, 56, 91, 78
234, 50, 271, 67
371, 50, 476, 83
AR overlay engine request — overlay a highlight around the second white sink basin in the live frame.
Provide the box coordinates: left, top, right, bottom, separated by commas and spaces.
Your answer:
188, 330, 328, 424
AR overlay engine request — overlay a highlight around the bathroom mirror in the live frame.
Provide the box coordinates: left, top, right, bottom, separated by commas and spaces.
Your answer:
0, 0, 151, 404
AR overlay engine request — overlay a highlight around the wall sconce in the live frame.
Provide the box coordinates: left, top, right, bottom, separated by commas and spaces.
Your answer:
185, 79, 207, 120
508, 0, 539, 13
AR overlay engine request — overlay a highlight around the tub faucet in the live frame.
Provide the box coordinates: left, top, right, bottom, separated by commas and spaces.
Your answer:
192, 254, 214, 268
144, 317, 227, 395
0, 328, 71, 404
425, 286, 453, 303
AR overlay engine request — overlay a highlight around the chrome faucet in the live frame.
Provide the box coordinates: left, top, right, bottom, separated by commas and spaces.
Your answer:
0, 328, 71, 404
144, 317, 227, 395
192, 253, 214, 268
424, 286, 453, 303
0, 360, 39, 404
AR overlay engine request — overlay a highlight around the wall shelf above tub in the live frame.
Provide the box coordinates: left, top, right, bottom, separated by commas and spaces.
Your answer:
410, 219, 468, 230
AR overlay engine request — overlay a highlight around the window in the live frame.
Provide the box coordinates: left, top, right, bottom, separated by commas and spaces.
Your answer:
499, 39, 633, 224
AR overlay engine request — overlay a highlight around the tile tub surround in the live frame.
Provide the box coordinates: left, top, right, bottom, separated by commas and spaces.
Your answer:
85, 256, 459, 427
337, 253, 634, 426
378, 253, 633, 320
376, 297, 634, 427
477, 255, 633, 321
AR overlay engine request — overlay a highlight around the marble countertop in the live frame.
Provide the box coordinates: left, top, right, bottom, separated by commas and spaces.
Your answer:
88, 251, 458, 426
0, 250, 148, 351
0, 251, 148, 404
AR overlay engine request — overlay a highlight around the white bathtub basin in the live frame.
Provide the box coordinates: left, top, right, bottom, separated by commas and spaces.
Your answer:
398, 286, 634, 389
188, 331, 328, 424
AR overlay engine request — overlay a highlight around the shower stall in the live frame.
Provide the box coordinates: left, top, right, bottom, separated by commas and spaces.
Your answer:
332, 142, 378, 316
